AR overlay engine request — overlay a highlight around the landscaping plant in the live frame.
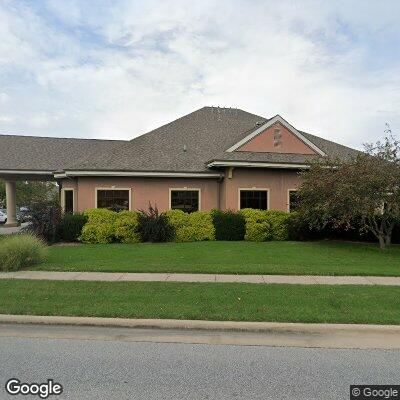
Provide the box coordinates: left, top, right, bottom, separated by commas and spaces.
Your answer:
80, 208, 117, 243
137, 204, 174, 242
0, 234, 47, 271
165, 210, 215, 242
211, 209, 245, 241
24, 200, 61, 244
114, 211, 141, 243
298, 130, 400, 249
59, 213, 88, 242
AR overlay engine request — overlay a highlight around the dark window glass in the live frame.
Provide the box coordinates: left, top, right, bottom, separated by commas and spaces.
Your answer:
97, 190, 129, 211
240, 190, 268, 210
64, 190, 74, 213
171, 190, 199, 213
289, 190, 299, 212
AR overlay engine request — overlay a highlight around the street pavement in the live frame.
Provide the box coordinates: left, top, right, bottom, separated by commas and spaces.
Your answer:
0, 324, 399, 399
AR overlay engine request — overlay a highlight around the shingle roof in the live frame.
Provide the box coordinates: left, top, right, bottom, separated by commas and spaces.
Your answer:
0, 107, 360, 174
69, 106, 360, 172
0, 135, 125, 172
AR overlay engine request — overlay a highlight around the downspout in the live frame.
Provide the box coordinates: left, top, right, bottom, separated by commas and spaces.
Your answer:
217, 173, 224, 210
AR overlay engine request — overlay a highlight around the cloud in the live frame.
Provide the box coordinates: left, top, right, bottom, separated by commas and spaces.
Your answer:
0, 0, 399, 149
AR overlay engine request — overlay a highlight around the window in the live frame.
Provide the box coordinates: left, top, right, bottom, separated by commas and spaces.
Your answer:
64, 190, 74, 213
97, 189, 130, 211
170, 189, 199, 213
240, 190, 268, 210
288, 190, 299, 212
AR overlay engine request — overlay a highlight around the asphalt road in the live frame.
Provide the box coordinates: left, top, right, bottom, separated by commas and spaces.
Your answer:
0, 324, 399, 400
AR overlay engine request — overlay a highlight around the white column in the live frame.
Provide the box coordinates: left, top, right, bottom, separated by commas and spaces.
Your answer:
5, 180, 19, 227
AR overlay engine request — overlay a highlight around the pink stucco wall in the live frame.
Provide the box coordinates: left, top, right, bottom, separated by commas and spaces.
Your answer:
221, 168, 301, 211
61, 177, 220, 213
239, 122, 316, 155
60, 168, 301, 213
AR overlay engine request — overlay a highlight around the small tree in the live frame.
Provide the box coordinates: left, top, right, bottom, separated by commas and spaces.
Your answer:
298, 129, 400, 249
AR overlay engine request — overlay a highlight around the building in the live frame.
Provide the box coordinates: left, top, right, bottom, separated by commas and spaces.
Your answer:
0, 107, 359, 225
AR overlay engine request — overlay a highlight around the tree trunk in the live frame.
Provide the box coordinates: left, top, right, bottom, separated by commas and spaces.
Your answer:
385, 234, 392, 247
378, 235, 386, 250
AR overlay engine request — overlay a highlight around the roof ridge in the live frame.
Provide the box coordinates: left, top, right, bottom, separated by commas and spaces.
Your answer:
0, 133, 126, 142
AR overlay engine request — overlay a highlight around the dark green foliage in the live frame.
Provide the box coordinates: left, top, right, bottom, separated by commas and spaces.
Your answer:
60, 213, 88, 242
23, 201, 61, 244
211, 209, 246, 241
138, 204, 174, 242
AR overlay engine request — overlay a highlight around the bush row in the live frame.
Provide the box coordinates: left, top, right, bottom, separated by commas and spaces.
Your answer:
73, 208, 297, 244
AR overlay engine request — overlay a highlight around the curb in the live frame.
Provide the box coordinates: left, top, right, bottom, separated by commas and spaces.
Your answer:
1, 314, 400, 334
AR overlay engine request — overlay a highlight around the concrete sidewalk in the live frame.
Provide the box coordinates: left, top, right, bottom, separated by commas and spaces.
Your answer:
1, 270, 400, 285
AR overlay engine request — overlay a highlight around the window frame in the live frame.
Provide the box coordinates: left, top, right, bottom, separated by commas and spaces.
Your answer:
287, 189, 299, 212
238, 188, 270, 210
169, 188, 201, 212
61, 188, 74, 213
95, 187, 132, 211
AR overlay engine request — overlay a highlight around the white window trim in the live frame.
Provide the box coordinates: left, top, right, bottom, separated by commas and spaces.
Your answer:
238, 188, 270, 210
169, 188, 201, 211
287, 189, 298, 212
61, 188, 74, 213
95, 187, 132, 211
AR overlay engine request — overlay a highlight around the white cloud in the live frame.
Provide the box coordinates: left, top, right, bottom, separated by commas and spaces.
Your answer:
0, 0, 399, 149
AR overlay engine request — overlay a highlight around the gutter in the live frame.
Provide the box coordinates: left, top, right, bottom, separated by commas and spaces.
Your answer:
207, 161, 310, 169
54, 170, 224, 179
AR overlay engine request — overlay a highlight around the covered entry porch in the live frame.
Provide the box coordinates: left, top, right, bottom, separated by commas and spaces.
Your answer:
0, 171, 55, 227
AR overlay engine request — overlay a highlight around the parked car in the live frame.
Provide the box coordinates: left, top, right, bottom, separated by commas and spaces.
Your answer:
0, 210, 6, 224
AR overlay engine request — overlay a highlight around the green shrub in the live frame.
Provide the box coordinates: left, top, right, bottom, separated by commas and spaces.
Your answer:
0, 234, 47, 271
211, 210, 245, 241
265, 210, 292, 241
59, 213, 88, 242
80, 223, 115, 244
114, 211, 140, 243
84, 208, 117, 224
240, 209, 294, 241
165, 210, 215, 242
241, 208, 272, 242
23, 201, 61, 243
138, 204, 174, 242
79, 208, 117, 244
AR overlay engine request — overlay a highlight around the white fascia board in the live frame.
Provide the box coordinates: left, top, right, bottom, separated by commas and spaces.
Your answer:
226, 115, 326, 156
55, 170, 223, 179
207, 161, 310, 169
0, 170, 53, 175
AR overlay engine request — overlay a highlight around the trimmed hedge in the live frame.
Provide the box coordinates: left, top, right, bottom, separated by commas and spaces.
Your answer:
165, 210, 215, 242
114, 211, 141, 243
59, 213, 88, 242
211, 210, 245, 241
240, 209, 294, 241
78, 207, 352, 244
80, 209, 140, 244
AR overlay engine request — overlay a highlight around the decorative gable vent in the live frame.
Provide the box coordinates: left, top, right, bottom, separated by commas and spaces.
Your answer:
273, 128, 281, 147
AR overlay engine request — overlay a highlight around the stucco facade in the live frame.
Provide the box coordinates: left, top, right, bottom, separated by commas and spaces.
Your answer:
60, 168, 301, 213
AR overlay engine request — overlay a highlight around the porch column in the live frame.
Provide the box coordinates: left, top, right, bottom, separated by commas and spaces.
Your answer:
5, 180, 20, 227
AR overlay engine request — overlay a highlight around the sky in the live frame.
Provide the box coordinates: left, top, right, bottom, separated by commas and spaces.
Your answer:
0, 0, 399, 149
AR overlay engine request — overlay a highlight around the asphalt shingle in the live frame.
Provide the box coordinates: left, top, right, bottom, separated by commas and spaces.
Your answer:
0, 107, 360, 173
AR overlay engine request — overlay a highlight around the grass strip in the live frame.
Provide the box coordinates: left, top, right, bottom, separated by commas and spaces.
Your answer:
1, 279, 400, 324
35, 241, 400, 276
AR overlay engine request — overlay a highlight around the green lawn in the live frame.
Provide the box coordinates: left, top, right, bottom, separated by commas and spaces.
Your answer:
34, 241, 400, 276
0, 279, 399, 324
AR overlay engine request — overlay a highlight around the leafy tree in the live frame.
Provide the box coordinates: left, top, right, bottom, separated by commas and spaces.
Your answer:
0, 180, 58, 208
298, 128, 400, 250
